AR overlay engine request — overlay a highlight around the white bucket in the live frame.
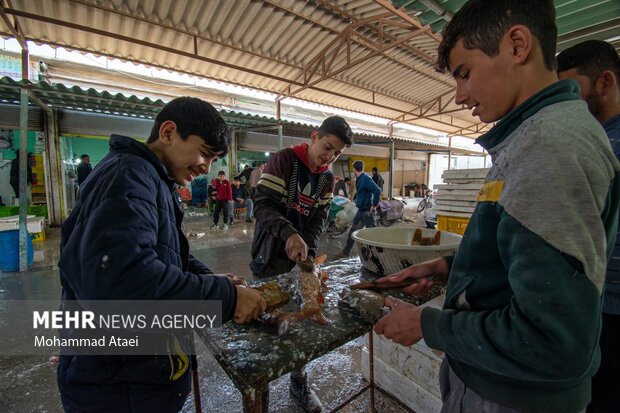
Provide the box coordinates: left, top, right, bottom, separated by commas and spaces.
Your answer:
352, 227, 462, 275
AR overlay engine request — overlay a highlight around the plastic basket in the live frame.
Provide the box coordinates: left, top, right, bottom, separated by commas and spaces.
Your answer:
28, 205, 47, 217
32, 230, 46, 242
437, 215, 470, 236
0, 206, 19, 217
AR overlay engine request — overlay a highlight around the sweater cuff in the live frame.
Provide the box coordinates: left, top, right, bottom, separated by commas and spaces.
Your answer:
420, 306, 448, 351
228, 280, 237, 323
280, 225, 299, 242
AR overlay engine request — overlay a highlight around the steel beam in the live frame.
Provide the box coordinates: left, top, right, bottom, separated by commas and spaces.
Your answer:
0, 1, 26, 49
281, 23, 427, 98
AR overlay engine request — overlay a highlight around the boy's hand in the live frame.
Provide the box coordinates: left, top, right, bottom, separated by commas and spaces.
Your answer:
233, 286, 266, 323
375, 257, 449, 295
285, 233, 308, 262
374, 296, 423, 346
219, 273, 247, 286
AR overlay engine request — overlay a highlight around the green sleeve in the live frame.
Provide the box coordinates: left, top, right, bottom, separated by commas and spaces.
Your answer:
421, 211, 601, 383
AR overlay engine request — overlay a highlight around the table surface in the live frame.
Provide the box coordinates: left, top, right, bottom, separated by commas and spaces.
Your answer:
197, 257, 442, 396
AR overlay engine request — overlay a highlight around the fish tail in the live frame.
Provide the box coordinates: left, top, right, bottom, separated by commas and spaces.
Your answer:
312, 311, 329, 325
300, 305, 329, 326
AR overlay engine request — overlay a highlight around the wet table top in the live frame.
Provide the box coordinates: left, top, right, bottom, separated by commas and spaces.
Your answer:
196, 257, 441, 396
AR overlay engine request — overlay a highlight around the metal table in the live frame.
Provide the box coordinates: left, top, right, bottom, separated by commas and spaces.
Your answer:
196, 257, 439, 412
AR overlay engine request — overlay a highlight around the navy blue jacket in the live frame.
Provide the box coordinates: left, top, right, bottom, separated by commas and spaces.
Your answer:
354, 172, 381, 212
57, 135, 236, 412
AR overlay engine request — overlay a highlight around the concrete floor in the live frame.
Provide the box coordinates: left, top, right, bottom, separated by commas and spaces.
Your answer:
0, 199, 428, 413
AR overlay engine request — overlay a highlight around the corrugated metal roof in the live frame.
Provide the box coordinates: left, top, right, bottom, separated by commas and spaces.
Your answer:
0, 76, 278, 128
0, 1, 615, 138
393, 0, 620, 53
0, 75, 473, 152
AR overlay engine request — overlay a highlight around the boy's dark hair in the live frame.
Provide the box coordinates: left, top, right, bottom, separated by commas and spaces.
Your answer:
557, 40, 620, 87
218, 170, 226, 176
437, 0, 557, 73
344, 177, 351, 183
148, 97, 230, 157
318, 116, 353, 146
372, 167, 378, 173
233, 176, 241, 181
80, 154, 89, 160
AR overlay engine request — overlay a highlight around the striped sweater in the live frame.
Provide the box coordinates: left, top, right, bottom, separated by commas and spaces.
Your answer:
250, 147, 333, 276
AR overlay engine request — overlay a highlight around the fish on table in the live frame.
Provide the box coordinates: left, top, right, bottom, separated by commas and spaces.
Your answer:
339, 288, 386, 325
259, 254, 330, 335
340, 272, 434, 324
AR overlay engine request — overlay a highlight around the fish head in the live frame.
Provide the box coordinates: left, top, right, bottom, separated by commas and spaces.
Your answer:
296, 257, 316, 273
296, 254, 328, 275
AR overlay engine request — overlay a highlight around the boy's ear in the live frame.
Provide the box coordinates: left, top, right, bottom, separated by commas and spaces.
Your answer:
505, 25, 532, 65
310, 130, 320, 143
159, 120, 177, 145
598, 70, 617, 97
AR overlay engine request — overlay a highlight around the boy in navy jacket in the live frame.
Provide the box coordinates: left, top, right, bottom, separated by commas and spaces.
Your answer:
57, 97, 265, 412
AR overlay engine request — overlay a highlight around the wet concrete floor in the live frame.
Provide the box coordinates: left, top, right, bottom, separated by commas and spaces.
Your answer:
0, 200, 428, 412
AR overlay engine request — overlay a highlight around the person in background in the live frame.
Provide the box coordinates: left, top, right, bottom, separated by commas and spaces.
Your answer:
250, 115, 352, 413
231, 176, 254, 223
210, 170, 232, 230
371, 166, 384, 194
9, 149, 32, 202
557, 39, 620, 413
235, 164, 254, 197
339, 160, 381, 257
374, 1, 620, 413
333, 176, 349, 199
235, 164, 253, 184
248, 162, 264, 201
57, 96, 265, 412
76, 154, 92, 185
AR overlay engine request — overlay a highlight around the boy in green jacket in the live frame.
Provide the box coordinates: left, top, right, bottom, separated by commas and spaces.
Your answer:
374, 1, 620, 412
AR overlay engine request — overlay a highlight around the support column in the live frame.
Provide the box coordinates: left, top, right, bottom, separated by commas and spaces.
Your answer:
43, 109, 62, 225
389, 141, 395, 199
21, 47, 29, 79
230, 128, 237, 177
18, 37, 30, 271
448, 136, 453, 171
18, 86, 29, 272
388, 123, 394, 199
277, 124, 283, 151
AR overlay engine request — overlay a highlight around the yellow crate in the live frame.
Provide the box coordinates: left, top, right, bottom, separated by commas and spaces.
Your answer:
31, 230, 46, 242
437, 215, 470, 236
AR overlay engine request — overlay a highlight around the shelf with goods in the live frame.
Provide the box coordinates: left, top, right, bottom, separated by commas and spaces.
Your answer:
30, 153, 47, 205
435, 168, 489, 235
